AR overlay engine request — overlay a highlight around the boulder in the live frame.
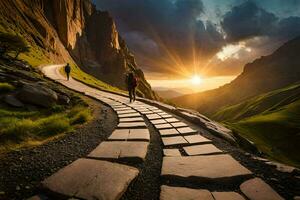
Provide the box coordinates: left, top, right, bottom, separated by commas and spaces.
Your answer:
57, 94, 70, 105
17, 83, 58, 107
4, 94, 24, 107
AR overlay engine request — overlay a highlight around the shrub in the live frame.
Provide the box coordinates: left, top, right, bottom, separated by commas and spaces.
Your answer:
70, 109, 92, 125
0, 33, 30, 59
0, 115, 71, 142
37, 115, 71, 137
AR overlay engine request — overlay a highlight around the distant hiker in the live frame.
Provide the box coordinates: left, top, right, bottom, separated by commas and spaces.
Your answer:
64, 63, 71, 81
126, 72, 138, 102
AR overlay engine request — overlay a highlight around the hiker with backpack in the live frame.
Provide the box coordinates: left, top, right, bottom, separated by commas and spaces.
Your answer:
126, 72, 138, 102
64, 63, 71, 81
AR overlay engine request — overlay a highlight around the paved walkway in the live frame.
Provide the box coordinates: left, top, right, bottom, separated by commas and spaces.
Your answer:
36, 65, 284, 200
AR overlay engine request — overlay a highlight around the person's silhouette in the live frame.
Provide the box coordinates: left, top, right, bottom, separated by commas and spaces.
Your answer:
126, 72, 137, 102
64, 63, 71, 81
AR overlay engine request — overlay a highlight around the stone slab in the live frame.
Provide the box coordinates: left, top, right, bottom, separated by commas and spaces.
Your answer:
119, 117, 144, 122
146, 114, 162, 120
42, 158, 138, 200
108, 129, 129, 140
184, 135, 211, 144
160, 114, 173, 118
110, 103, 123, 106
152, 110, 164, 114
183, 144, 222, 155
171, 122, 188, 128
240, 178, 283, 200
108, 129, 150, 141
118, 113, 141, 118
114, 107, 132, 111
161, 155, 252, 183
128, 129, 150, 141
116, 109, 137, 114
148, 108, 161, 111
117, 122, 146, 128
135, 109, 149, 112
156, 112, 167, 115
162, 136, 188, 147
155, 123, 173, 129
177, 127, 198, 135
88, 141, 149, 163
112, 105, 127, 109
141, 111, 153, 114
151, 119, 167, 125
212, 192, 245, 200
159, 128, 180, 136
165, 118, 179, 123
160, 185, 214, 200
163, 149, 181, 157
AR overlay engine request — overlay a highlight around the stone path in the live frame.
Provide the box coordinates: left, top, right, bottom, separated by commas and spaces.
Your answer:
39, 65, 284, 200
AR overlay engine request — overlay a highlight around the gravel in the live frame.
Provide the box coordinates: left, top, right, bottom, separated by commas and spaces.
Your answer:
0, 97, 117, 200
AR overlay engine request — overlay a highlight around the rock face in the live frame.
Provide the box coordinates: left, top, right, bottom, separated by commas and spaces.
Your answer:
0, 0, 157, 99
4, 95, 24, 108
17, 83, 58, 107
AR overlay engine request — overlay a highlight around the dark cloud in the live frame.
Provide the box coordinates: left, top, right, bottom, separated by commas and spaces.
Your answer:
276, 16, 300, 39
94, 0, 225, 73
222, 1, 300, 42
93, 0, 300, 77
221, 1, 278, 42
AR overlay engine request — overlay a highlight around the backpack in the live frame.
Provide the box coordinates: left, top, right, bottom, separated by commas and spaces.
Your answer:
132, 76, 137, 87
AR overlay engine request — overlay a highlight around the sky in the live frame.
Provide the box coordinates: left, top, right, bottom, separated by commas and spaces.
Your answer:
93, 0, 300, 93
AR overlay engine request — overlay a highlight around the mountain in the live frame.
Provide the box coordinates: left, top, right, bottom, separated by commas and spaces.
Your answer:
214, 82, 300, 167
155, 89, 184, 99
172, 36, 300, 115
0, 0, 157, 99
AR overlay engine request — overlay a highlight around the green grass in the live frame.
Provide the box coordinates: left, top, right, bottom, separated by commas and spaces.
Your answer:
68, 106, 92, 125
60, 63, 126, 95
214, 83, 300, 167
0, 103, 92, 153
0, 82, 15, 93
18, 49, 51, 67
213, 82, 300, 121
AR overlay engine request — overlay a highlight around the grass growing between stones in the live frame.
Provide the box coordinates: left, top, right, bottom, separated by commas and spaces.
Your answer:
0, 102, 92, 154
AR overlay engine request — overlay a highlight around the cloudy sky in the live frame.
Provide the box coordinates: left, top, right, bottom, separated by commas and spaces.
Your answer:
93, 0, 300, 92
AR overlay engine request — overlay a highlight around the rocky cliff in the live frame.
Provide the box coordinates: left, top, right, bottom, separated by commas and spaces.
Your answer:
0, 0, 157, 99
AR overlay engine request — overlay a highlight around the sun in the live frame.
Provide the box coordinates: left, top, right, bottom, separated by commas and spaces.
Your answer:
191, 75, 202, 85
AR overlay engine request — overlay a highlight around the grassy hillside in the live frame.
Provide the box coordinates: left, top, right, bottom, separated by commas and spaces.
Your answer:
213, 83, 300, 121
213, 83, 300, 167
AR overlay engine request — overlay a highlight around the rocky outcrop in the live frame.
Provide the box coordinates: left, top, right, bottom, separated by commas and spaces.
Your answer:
0, 0, 157, 99
17, 83, 58, 107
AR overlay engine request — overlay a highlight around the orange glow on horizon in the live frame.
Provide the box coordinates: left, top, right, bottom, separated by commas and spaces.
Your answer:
191, 75, 202, 85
